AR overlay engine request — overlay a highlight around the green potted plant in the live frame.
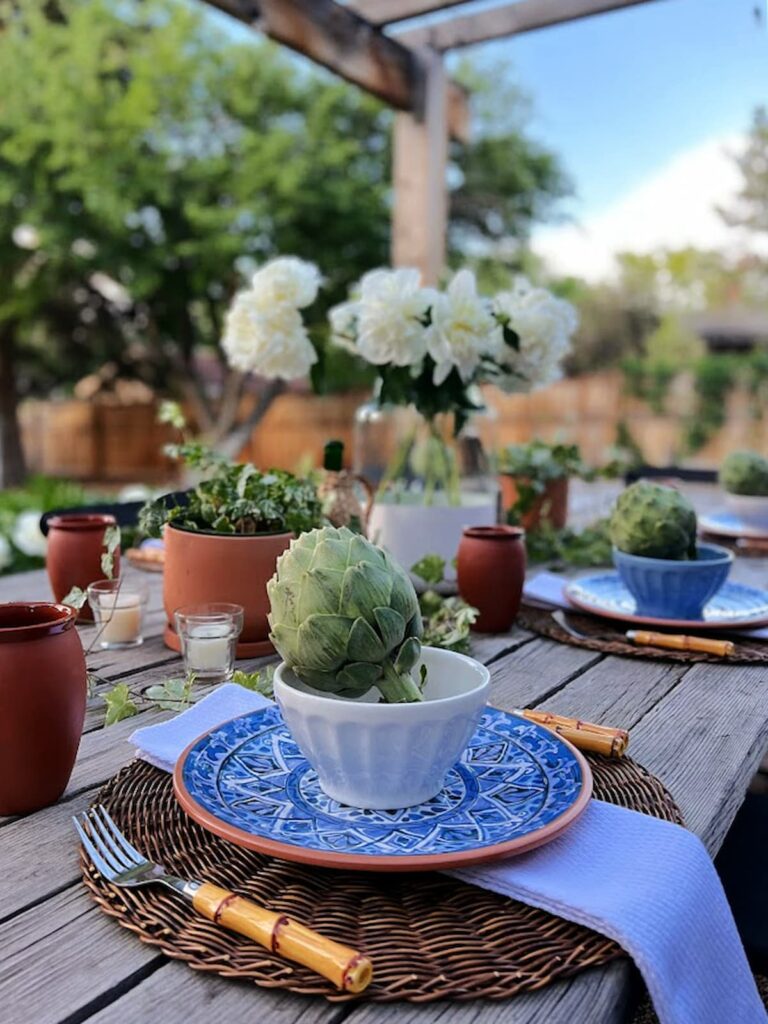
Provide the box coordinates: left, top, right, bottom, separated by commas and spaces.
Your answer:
719, 450, 768, 528
140, 444, 323, 656
498, 441, 589, 530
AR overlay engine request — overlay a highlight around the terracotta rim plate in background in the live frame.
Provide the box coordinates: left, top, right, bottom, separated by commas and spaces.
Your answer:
173, 706, 592, 872
565, 574, 768, 630
698, 511, 768, 542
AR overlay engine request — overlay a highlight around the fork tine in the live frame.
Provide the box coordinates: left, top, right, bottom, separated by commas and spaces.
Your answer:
72, 815, 117, 881
85, 810, 134, 871
96, 806, 146, 865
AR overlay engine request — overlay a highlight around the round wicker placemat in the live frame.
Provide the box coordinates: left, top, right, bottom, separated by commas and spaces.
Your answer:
518, 603, 768, 664
82, 755, 682, 1003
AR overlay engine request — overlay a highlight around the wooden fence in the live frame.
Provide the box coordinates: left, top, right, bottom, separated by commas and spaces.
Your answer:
19, 372, 765, 482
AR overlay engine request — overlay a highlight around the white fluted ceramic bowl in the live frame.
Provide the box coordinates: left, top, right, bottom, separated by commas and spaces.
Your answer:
273, 646, 490, 810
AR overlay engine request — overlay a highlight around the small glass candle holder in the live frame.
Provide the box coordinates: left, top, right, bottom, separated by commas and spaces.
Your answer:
87, 579, 149, 649
174, 603, 244, 681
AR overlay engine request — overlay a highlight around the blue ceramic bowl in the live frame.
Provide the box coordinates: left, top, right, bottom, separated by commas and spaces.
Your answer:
612, 543, 733, 620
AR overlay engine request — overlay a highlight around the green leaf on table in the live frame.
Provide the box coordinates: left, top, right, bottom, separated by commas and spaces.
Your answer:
62, 586, 87, 610
103, 684, 138, 726
145, 674, 195, 712
101, 525, 121, 579
410, 553, 445, 585
232, 665, 275, 699
420, 594, 479, 654
157, 400, 187, 431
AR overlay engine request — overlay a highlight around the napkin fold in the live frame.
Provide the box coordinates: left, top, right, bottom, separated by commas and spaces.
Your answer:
131, 684, 766, 1024
524, 570, 768, 640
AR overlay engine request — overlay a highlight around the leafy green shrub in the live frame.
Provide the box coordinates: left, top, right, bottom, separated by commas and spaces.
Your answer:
139, 444, 323, 537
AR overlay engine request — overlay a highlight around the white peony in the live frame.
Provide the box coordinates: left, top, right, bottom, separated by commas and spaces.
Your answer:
0, 535, 11, 571
426, 269, 503, 386
328, 300, 360, 355
12, 511, 47, 557
492, 277, 578, 393
249, 257, 321, 309
354, 268, 436, 367
222, 290, 318, 380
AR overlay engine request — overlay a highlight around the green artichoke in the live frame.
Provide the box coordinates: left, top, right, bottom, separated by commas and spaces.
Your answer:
609, 481, 697, 560
720, 450, 768, 496
268, 526, 425, 703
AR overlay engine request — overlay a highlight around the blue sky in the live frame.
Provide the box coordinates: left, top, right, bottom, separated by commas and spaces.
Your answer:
446, 0, 767, 218
205, 0, 766, 276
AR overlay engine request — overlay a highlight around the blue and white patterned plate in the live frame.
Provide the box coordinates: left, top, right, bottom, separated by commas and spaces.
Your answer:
699, 511, 768, 542
173, 705, 592, 871
566, 574, 768, 629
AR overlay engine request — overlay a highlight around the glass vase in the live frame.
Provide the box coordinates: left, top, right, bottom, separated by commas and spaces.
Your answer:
353, 391, 499, 576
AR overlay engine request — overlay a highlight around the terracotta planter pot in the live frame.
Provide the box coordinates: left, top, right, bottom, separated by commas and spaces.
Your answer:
457, 526, 526, 634
0, 603, 87, 814
46, 514, 121, 622
499, 475, 569, 531
163, 525, 293, 657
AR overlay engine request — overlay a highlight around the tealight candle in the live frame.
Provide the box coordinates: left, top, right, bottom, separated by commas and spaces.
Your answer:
87, 579, 148, 649
174, 603, 244, 681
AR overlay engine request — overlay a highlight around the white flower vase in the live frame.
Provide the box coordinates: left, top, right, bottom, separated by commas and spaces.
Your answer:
354, 397, 498, 578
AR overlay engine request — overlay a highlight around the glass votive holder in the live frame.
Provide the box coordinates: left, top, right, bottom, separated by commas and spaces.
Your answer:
87, 579, 149, 649
174, 603, 244, 681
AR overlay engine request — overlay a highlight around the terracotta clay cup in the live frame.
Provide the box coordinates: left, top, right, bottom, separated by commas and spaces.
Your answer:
46, 514, 121, 622
163, 524, 293, 658
499, 475, 569, 531
0, 603, 87, 815
457, 526, 526, 634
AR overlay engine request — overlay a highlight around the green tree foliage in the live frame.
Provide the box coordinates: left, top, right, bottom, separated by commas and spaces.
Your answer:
0, 0, 568, 477
721, 106, 768, 236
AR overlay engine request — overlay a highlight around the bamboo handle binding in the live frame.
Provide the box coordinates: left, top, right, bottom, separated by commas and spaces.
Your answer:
193, 883, 373, 993
627, 631, 735, 657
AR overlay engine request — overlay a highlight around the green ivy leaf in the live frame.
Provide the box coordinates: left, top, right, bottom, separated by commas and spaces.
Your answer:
62, 585, 87, 610
410, 553, 445, 585
232, 665, 275, 699
103, 684, 138, 726
157, 400, 187, 431
145, 675, 195, 712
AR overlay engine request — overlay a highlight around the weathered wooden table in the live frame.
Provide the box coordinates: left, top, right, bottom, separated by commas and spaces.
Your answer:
2, 486, 767, 1024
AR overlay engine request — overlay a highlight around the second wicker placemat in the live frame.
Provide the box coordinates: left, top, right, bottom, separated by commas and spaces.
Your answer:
518, 603, 768, 664
82, 755, 682, 1003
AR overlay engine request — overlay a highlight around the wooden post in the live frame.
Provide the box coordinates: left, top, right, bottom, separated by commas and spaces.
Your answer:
391, 48, 449, 285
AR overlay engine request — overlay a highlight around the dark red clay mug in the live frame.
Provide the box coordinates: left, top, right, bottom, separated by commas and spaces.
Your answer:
46, 514, 120, 622
457, 526, 526, 634
0, 603, 87, 814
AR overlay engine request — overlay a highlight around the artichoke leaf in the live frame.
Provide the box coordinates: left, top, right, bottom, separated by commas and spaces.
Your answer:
340, 561, 393, 621
296, 615, 354, 671
267, 577, 299, 628
269, 622, 300, 661
346, 616, 387, 662
348, 534, 387, 567
337, 662, 381, 690
314, 535, 354, 571
394, 636, 421, 674
293, 667, 343, 692
405, 608, 423, 638
296, 567, 342, 619
373, 606, 405, 651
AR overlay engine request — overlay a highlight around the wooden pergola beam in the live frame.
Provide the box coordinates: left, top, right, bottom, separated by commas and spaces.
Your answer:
396, 0, 664, 49
347, 0, 468, 26
204, 0, 469, 139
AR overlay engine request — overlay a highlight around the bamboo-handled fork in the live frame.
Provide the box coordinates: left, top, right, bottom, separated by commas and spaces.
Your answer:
73, 806, 373, 993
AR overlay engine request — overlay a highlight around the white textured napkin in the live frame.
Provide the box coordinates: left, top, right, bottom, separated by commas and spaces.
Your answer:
131, 685, 766, 1024
129, 684, 272, 772
524, 570, 768, 640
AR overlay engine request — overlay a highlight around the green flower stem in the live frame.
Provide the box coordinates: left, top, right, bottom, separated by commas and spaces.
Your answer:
378, 660, 424, 703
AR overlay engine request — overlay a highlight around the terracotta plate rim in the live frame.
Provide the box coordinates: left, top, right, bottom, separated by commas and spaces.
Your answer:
172, 709, 594, 872
564, 579, 768, 631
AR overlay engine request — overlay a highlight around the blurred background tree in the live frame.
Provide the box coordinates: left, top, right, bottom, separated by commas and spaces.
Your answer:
0, 0, 569, 483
